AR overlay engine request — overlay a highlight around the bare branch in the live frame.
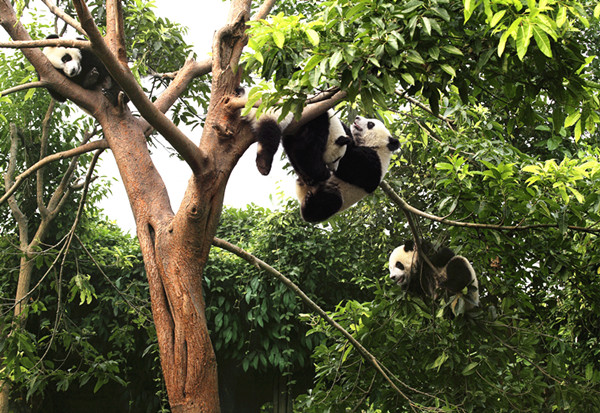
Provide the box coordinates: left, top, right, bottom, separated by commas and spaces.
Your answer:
105, 0, 127, 65
71, 0, 207, 173
4, 124, 28, 242
0, 140, 109, 207
40, 0, 85, 34
252, 0, 276, 20
380, 180, 600, 234
0, 38, 90, 49
37, 100, 55, 217
0, 81, 48, 97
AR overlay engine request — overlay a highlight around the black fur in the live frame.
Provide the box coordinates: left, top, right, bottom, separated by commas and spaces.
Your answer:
297, 181, 343, 223
282, 112, 351, 185
254, 118, 282, 175
333, 141, 383, 193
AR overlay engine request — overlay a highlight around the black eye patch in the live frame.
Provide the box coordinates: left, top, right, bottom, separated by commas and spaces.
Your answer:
395, 262, 404, 270
61, 54, 72, 63
367, 121, 375, 129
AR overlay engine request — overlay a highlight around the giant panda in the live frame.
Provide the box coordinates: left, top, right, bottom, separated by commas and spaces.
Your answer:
41, 34, 122, 106
296, 116, 400, 222
388, 240, 480, 312
240, 89, 351, 180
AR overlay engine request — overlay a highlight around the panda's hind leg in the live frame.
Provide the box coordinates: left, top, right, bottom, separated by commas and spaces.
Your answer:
298, 180, 342, 223
254, 118, 282, 176
442, 256, 475, 293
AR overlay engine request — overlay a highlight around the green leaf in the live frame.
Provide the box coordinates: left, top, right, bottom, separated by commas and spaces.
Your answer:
440, 64, 456, 77
516, 22, 532, 61
401, 72, 415, 85
532, 25, 552, 58
464, 0, 475, 23
272, 30, 285, 49
556, 6, 567, 27
441, 45, 464, 56
564, 111, 581, 128
329, 50, 343, 70
422, 16, 432, 35
305, 29, 320, 47
490, 9, 506, 28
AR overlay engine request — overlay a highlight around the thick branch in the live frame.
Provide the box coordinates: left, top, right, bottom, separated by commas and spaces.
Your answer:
380, 180, 600, 234
71, 0, 206, 173
0, 140, 109, 207
105, 0, 127, 65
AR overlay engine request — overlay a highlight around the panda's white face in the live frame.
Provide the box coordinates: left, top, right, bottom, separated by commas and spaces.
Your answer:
351, 116, 399, 150
43, 46, 82, 78
389, 244, 417, 286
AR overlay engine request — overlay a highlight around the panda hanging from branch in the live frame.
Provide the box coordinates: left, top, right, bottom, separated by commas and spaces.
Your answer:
388, 239, 480, 315
240, 88, 400, 222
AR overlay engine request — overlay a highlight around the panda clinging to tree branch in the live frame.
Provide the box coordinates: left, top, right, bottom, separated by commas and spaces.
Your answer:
389, 239, 480, 314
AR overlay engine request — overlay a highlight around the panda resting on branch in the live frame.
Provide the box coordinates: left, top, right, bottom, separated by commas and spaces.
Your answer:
41, 34, 123, 106
388, 240, 480, 314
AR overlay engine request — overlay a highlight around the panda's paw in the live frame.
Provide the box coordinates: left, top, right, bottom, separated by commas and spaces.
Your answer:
102, 88, 119, 106
83, 67, 100, 88
256, 152, 274, 175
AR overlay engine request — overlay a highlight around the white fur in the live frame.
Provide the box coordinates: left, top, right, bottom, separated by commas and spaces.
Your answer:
323, 110, 349, 172
43, 46, 82, 78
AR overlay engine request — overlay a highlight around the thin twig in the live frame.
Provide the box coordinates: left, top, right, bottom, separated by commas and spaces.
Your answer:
0, 140, 109, 207
380, 180, 600, 234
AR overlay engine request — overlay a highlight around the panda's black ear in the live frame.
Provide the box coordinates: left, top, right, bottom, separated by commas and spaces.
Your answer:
46, 34, 59, 39
404, 240, 415, 251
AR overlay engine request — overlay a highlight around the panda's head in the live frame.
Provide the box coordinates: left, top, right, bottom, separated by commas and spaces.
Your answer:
42, 35, 82, 78
351, 116, 400, 151
388, 242, 417, 286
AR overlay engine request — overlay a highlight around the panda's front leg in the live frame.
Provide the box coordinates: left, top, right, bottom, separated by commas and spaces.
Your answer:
82, 67, 100, 89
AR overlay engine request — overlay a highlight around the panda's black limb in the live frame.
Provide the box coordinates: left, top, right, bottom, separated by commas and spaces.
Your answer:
283, 112, 332, 185
442, 256, 474, 293
300, 182, 342, 223
254, 117, 282, 175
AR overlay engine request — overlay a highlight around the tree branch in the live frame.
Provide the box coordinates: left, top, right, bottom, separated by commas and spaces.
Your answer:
0, 81, 49, 97
0, 139, 108, 207
252, 0, 277, 21
37, 101, 55, 217
380, 180, 600, 234
105, 0, 127, 65
211, 237, 447, 411
0, 39, 90, 49
40, 0, 85, 34
71, 0, 207, 173
4, 124, 28, 243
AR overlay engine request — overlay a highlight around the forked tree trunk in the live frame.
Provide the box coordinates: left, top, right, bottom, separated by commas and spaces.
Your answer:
94, 14, 253, 407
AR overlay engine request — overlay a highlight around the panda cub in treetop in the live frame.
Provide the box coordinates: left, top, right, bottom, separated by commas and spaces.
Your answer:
41, 34, 122, 106
296, 116, 400, 222
239, 89, 351, 180
388, 240, 480, 312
